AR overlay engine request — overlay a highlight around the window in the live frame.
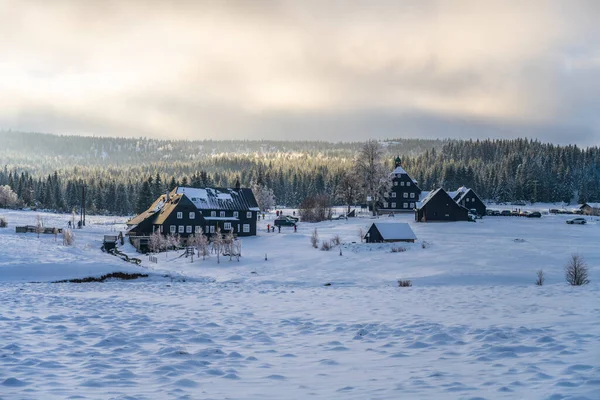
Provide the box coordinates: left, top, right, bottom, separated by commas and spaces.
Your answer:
177, 212, 183, 219
403, 202, 408, 208
472, 197, 476, 202
403, 193, 408, 198
210, 226, 215, 233
211, 211, 216, 217
410, 193, 415, 198
391, 202, 396, 208
243, 224, 250, 233
410, 202, 414, 208
224, 222, 232, 230
393, 181, 398, 186
383, 202, 388, 208
400, 181, 405, 186
233, 211, 239, 218
219, 211, 225, 217
466, 198, 470, 202
186, 226, 192, 233
195, 226, 202, 233
247, 212, 252, 219
391, 192, 396, 198
160, 225, 163, 233
407, 182, 411, 186
170, 225, 176, 233
178, 225, 184, 233
205, 226, 210, 233
189, 212, 195, 219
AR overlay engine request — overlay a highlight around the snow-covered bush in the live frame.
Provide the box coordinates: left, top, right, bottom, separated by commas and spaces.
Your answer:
320, 241, 331, 251
535, 269, 545, 286
62, 229, 75, 246
310, 228, 319, 248
391, 246, 406, 253
565, 254, 590, 286
0, 216, 7, 228
359, 228, 364, 243
149, 231, 164, 253
397, 279, 412, 287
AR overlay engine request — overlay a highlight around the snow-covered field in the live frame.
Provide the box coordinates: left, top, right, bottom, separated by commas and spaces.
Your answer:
0, 208, 598, 399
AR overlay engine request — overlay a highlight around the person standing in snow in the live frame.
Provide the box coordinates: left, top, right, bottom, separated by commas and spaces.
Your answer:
267, 224, 270, 232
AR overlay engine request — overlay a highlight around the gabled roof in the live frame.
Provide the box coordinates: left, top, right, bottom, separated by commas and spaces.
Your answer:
174, 187, 259, 211
391, 166, 418, 184
126, 194, 167, 226
448, 186, 469, 201
367, 222, 417, 241
153, 194, 190, 225
416, 187, 469, 211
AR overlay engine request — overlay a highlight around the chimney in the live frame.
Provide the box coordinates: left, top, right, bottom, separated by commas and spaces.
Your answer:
166, 190, 170, 202
235, 178, 241, 190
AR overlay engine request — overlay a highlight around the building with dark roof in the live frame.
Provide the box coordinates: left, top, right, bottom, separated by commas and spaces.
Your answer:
415, 188, 469, 222
448, 187, 487, 217
126, 185, 259, 239
380, 156, 422, 213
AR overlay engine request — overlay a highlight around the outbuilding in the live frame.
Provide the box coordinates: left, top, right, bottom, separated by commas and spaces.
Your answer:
415, 188, 469, 222
364, 222, 417, 243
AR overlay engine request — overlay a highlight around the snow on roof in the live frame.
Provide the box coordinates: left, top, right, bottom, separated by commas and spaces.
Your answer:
369, 222, 417, 241
581, 202, 600, 209
175, 186, 259, 211
448, 186, 469, 201
392, 166, 408, 175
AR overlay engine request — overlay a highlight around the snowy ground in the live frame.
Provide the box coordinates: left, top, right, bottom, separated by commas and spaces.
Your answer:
0, 207, 599, 399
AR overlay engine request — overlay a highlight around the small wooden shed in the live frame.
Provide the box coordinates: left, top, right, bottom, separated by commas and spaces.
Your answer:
364, 222, 417, 243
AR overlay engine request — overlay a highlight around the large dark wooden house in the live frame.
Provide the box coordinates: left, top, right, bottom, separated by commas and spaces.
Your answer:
126, 185, 259, 239
415, 188, 469, 222
380, 156, 422, 213
449, 187, 487, 217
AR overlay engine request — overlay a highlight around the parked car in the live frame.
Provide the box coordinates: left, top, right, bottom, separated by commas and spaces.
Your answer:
274, 216, 297, 226
566, 217, 586, 225
283, 215, 299, 222
500, 210, 512, 216
527, 211, 542, 218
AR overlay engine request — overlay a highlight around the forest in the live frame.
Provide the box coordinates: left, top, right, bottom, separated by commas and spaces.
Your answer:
1, 131, 599, 216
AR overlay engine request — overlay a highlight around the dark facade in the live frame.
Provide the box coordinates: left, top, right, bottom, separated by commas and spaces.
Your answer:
126, 186, 259, 239
380, 156, 422, 213
452, 188, 487, 217
415, 188, 469, 222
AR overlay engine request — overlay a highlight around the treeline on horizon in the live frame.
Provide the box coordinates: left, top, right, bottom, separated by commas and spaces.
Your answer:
1, 134, 599, 216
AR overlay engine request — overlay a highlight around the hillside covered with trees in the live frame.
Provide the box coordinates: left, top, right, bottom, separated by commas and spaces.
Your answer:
0, 132, 598, 215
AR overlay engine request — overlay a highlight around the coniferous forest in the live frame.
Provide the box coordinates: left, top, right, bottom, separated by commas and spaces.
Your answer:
1, 131, 599, 215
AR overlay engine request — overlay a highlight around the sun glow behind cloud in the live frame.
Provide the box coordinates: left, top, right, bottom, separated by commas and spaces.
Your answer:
1, 0, 599, 143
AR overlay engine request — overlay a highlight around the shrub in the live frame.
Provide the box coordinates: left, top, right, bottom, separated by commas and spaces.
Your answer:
535, 269, 545, 286
62, 229, 75, 246
299, 195, 332, 222
397, 279, 412, 287
565, 254, 590, 286
321, 241, 332, 251
310, 228, 319, 248
421, 241, 430, 249
331, 234, 341, 246
391, 246, 406, 253
0, 216, 7, 228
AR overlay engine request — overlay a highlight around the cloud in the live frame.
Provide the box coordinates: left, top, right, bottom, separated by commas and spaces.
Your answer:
0, 0, 599, 144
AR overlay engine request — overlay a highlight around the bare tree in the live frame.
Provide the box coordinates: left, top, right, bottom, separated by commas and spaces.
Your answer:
35, 215, 44, 238
0, 185, 19, 208
565, 254, 590, 286
299, 195, 332, 222
310, 228, 319, 248
355, 140, 392, 216
212, 226, 224, 263
62, 229, 74, 246
251, 181, 276, 211
190, 232, 210, 260
535, 269, 545, 286
224, 229, 235, 261
149, 230, 163, 254
337, 170, 360, 214
359, 227, 365, 243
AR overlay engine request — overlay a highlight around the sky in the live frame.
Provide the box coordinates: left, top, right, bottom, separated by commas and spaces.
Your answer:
1, 0, 599, 145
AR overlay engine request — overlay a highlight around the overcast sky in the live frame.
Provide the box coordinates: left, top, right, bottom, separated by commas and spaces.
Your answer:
1, 0, 599, 144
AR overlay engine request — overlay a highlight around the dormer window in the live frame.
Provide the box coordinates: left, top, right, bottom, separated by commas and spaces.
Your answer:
220, 211, 225, 217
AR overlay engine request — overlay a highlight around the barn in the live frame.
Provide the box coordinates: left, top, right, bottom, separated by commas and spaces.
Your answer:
364, 222, 417, 243
415, 188, 469, 222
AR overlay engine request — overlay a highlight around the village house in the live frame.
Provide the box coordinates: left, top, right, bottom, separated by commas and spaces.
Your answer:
126, 182, 259, 240
415, 188, 469, 222
380, 156, 422, 213
364, 222, 417, 243
448, 186, 487, 217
